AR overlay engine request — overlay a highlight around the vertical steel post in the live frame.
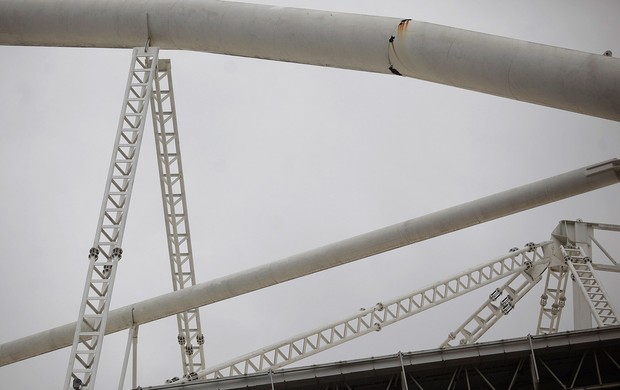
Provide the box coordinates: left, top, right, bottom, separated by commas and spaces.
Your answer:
118, 326, 136, 390
132, 325, 139, 389
572, 221, 594, 329
150, 59, 206, 375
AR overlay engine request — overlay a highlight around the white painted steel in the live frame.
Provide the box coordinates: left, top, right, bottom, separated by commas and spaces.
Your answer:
132, 326, 138, 389
387, 19, 620, 122
195, 243, 551, 381
145, 327, 620, 390
564, 245, 620, 327
552, 220, 598, 329
150, 59, 206, 375
536, 264, 570, 335
117, 326, 135, 390
592, 264, 620, 273
0, 0, 619, 121
440, 251, 548, 348
1, 159, 620, 367
64, 47, 159, 390
590, 235, 618, 266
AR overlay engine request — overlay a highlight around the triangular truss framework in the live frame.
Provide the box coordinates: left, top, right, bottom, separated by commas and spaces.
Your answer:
65, 49, 205, 390
62, 50, 619, 389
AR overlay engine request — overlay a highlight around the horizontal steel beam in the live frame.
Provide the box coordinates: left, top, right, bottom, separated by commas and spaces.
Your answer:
1, 158, 619, 366
0, 0, 619, 121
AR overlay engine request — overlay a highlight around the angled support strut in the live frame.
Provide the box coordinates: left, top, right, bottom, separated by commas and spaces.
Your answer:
64, 47, 159, 390
150, 59, 206, 375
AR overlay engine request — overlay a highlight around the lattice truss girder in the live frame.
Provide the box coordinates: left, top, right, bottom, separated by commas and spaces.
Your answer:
536, 264, 570, 335
564, 245, 619, 327
441, 242, 551, 347
150, 59, 206, 375
187, 242, 553, 381
65, 47, 159, 390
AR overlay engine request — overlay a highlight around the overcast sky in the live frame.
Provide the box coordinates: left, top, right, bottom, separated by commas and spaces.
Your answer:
1, 1, 619, 389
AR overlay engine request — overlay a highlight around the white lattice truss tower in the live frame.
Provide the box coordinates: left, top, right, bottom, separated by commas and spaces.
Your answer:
55, 50, 618, 388
0, 2, 619, 388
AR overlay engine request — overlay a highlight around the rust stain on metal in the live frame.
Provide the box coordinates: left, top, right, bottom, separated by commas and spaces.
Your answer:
388, 19, 411, 76
397, 19, 411, 39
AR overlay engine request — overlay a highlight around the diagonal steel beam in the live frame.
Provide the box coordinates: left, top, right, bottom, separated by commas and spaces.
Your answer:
1, 159, 619, 366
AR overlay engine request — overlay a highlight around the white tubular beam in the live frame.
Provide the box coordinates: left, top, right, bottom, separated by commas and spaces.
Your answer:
0, 1, 619, 121
1, 159, 619, 366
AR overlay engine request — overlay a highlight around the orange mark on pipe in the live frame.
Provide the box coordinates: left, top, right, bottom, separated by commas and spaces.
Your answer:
397, 19, 411, 39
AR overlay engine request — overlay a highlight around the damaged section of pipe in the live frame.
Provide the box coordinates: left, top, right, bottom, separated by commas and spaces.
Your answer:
387, 19, 620, 120
0, 0, 619, 120
1, 159, 619, 367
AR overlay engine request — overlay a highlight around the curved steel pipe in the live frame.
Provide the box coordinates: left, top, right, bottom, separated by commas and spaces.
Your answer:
0, 0, 619, 121
1, 159, 619, 366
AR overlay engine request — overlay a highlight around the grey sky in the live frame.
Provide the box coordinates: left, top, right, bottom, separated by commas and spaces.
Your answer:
0, 1, 619, 389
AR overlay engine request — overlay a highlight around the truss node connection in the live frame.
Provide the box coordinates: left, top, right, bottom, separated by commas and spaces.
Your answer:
441, 243, 550, 347
0, 0, 619, 120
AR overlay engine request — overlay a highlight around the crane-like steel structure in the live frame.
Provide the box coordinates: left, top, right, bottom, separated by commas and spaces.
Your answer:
0, 1, 619, 389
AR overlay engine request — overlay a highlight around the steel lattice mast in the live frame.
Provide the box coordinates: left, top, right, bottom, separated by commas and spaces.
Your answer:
150, 59, 207, 375
64, 47, 159, 390
66, 53, 209, 389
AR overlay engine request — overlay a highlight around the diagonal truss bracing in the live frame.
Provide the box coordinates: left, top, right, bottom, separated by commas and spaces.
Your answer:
188, 242, 552, 381
564, 245, 620, 327
440, 243, 550, 347
65, 47, 159, 390
536, 264, 570, 335
150, 59, 206, 375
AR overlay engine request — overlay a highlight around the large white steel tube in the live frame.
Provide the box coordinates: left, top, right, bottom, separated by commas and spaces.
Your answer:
0, 0, 619, 121
1, 159, 619, 366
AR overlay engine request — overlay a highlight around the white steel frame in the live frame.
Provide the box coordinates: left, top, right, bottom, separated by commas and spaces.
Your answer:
170, 228, 619, 384
564, 245, 619, 327
440, 243, 550, 347
0, 35, 613, 387
14, 46, 620, 389
2, 161, 618, 369
536, 264, 570, 335
189, 242, 552, 381
150, 59, 206, 374
64, 47, 159, 390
